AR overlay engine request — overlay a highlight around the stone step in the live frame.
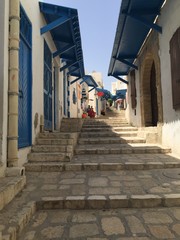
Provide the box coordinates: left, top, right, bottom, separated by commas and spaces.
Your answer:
24, 161, 180, 172
83, 120, 129, 124
78, 137, 146, 144
0, 175, 26, 210
32, 145, 73, 153
81, 127, 138, 132
82, 124, 129, 128
27, 152, 71, 162
37, 194, 180, 210
36, 138, 74, 145
39, 132, 76, 139
80, 131, 138, 138
75, 144, 171, 155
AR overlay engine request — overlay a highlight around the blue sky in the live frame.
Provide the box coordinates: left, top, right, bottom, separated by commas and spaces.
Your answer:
42, 0, 121, 90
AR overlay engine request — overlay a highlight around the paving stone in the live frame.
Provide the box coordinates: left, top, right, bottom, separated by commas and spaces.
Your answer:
32, 212, 47, 227
101, 217, 125, 235
172, 223, 180, 235
142, 212, 173, 224
148, 225, 174, 239
72, 212, 96, 222
88, 177, 108, 187
69, 223, 99, 238
126, 216, 146, 234
40, 226, 64, 239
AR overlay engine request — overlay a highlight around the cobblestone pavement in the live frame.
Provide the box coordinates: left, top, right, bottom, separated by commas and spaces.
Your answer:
19, 207, 180, 240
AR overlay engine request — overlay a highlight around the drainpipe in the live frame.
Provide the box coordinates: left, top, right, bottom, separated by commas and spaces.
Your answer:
7, 0, 20, 167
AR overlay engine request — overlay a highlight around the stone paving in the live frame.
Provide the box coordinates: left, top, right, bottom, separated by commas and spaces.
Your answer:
1, 108, 180, 239
18, 207, 180, 240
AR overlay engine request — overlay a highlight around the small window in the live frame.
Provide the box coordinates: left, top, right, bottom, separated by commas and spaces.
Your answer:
73, 88, 77, 104
130, 70, 137, 109
170, 27, 180, 110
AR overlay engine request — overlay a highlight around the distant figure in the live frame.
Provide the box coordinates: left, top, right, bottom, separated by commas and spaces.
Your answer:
88, 106, 96, 118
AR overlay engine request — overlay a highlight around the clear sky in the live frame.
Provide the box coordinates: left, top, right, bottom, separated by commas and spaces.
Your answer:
42, 0, 121, 91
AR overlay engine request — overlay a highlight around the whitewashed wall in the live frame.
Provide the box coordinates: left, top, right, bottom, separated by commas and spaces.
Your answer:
0, 0, 9, 176
158, 0, 180, 156
69, 77, 82, 118
125, 69, 141, 127
19, 0, 63, 164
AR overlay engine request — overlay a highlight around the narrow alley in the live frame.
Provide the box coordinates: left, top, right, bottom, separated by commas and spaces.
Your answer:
1, 108, 180, 239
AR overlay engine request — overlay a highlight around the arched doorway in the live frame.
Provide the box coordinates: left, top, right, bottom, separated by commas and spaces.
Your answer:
141, 54, 163, 127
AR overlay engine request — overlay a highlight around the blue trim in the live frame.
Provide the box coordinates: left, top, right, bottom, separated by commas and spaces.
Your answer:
39, 2, 85, 79
113, 75, 128, 85
60, 60, 78, 72
18, 5, 32, 148
88, 87, 95, 93
70, 76, 81, 85
41, 16, 70, 35
44, 40, 53, 130
108, 0, 165, 76
115, 57, 138, 70
81, 75, 98, 88
67, 67, 79, 76
53, 44, 75, 58
125, 13, 162, 33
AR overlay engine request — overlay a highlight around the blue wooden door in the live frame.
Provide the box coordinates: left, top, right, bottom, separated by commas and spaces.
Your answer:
44, 41, 52, 130
18, 6, 32, 148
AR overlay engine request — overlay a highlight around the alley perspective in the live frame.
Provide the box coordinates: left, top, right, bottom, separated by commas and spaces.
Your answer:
1, 0, 180, 239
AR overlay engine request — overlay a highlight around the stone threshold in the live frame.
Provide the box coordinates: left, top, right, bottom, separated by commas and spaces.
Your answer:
24, 161, 180, 172
37, 193, 180, 210
2, 193, 180, 240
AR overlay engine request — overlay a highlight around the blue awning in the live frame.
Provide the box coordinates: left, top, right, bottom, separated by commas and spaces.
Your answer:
39, 2, 85, 78
80, 75, 98, 88
108, 0, 165, 80
116, 89, 127, 99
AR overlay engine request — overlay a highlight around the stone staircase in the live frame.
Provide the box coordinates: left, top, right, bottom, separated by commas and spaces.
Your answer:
2, 109, 180, 239
75, 114, 171, 156
25, 131, 79, 172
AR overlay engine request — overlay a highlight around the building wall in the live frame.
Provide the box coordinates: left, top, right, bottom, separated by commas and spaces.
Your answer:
125, 0, 180, 156
158, 0, 180, 156
0, 0, 9, 176
69, 78, 82, 118
18, 0, 64, 165
126, 70, 141, 127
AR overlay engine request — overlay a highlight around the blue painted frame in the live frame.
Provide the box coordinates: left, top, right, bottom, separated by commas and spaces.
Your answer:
44, 40, 53, 130
18, 5, 32, 148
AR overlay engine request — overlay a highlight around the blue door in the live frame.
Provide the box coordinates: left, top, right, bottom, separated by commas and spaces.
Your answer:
18, 6, 32, 148
44, 41, 52, 130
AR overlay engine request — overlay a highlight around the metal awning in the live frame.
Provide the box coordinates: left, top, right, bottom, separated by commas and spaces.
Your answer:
108, 0, 165, 81
79, 75, 98, 92
116, 89, 127, 99
39, 2, 85, 78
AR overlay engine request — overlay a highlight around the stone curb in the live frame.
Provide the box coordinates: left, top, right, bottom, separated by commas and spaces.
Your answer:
37, 193, 180, 210
0, 176, 26, 211
25, 162, 180, 172
2, 201, 36, 240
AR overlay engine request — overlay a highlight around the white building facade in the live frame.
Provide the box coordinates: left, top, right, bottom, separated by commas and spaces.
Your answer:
0, 0, 91, 176
109, 0, 180, 157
